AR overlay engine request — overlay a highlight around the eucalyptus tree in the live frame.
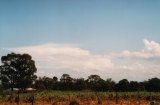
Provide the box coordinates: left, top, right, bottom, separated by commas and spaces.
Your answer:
0, 53, 37, 91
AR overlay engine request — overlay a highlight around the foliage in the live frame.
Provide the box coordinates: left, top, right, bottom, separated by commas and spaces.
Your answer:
0, 53, 37, 91
115, 79, 129, 92
34, 74, 160, 92
147, 78, 160, 92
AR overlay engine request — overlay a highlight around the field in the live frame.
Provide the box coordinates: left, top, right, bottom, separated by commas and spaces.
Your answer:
0, 91, 160, 105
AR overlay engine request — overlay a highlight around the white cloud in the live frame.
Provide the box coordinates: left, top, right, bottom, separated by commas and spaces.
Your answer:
111, 39, 160, 59
114, 62, 160, 81
10, 43, 114, 79
8, 39, 160, 81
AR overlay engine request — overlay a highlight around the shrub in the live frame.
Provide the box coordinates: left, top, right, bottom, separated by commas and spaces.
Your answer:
69, 100, 79, 105
149, 101, 158, 105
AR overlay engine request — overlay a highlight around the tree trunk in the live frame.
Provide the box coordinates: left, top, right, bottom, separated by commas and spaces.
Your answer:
11, 87, 13, 91
11, 75, 14, 91
11, 81, 14, 91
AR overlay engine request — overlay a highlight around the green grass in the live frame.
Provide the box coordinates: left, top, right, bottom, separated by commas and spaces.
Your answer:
1, 91, 160, 101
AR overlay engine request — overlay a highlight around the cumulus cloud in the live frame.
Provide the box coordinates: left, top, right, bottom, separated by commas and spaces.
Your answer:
10, 43, 114, 78
115, 62, 160, 81
111, 39, 160, 59
8, 39, 160, 81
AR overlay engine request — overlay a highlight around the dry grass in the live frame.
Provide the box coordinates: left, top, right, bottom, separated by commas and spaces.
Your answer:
0, 98, 159, 105
1, 91, 160, 105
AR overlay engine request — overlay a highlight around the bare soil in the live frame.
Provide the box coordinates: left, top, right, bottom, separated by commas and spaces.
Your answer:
0, 99, 159, 105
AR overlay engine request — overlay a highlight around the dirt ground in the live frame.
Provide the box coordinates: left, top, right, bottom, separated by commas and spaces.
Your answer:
0, 99, 159, 105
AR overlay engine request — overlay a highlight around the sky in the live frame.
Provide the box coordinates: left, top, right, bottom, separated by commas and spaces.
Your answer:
0, 0, 160, 81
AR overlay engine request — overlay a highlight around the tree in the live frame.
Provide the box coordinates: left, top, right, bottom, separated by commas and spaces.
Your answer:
87, 75, 106, 91
146, 78, 160, 92
42, 76, 54, 90
106, 78, 115, 91
74, 78, 87, 90
138, 81, 147, 91
129, 81, 139, 91
53, 76, 58, 83
52, 76, 58, 90
60, 74, 73, 90
115, 79, 129, 92
34, 77, 46, 90
0, 53, 37, 91
60, 74, 72, 83
87, 75, 101, 83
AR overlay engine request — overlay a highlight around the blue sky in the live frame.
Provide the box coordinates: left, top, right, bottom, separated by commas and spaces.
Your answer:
1, 0, 160, 81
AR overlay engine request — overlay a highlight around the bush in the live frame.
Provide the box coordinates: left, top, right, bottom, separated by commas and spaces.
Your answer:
69, 100, 79, 105
149, 101, 158, 105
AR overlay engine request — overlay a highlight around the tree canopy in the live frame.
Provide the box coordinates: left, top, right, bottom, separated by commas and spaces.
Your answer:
0, 53, 37, 91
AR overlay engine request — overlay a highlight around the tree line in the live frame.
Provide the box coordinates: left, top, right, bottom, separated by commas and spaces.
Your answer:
34, 74, 160, 92
0, 53, 160, 92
